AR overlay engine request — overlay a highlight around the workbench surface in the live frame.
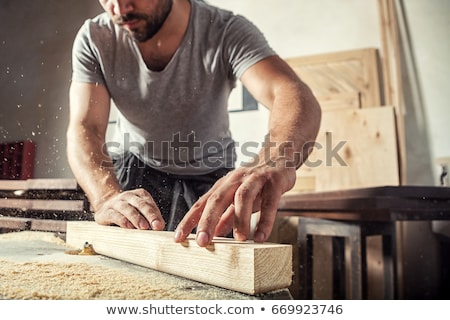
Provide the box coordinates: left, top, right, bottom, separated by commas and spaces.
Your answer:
0, 231, 291, 300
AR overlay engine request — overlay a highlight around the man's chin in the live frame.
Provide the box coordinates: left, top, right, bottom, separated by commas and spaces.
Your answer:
133, 33, 151, 43
124, 28, 149, 42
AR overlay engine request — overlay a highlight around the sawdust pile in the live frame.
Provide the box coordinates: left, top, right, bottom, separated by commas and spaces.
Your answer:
0, 231, 249, 300
0, 230, 66, 244
0, 259, 247, 300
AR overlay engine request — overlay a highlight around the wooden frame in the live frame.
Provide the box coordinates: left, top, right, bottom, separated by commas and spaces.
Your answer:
285, 48, 383, 110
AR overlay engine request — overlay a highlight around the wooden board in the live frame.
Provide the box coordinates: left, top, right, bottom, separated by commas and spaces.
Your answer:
66, 221, 293, 295
0, 216, 67, 232
377, 0, 407, 184
0, 231, 292, 300
0, 178, 90, 220
294, 106, 400, 192
285, 48, 382, 110
0, 178, 79, 191
0, 199, 84, 211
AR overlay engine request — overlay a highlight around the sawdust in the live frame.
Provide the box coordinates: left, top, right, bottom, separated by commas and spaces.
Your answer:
0, 259, 249, 300
0, 231, 253, 300
0, 230, 65, 245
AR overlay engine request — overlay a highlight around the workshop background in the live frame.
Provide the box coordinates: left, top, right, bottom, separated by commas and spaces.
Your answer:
1, 0, 449, 299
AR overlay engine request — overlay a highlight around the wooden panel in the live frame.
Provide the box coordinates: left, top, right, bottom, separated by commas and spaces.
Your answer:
286, 48, 382, 110
0, 216, 29, 230
0, 217, 67, 232
296, 106, 400, 192
315, 92, 361, 110
0, 178, 90, 220
377, 0, 407, 184
0, 199, 84, 212
66, 221, 293, 295
0, 178, 79, 191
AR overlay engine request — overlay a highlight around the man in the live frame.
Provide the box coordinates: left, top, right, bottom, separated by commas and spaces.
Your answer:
67, 0, 321, 247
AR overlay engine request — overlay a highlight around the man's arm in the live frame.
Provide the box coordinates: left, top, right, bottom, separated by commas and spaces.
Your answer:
67, 82, 165, 230
174, 55, 321, 246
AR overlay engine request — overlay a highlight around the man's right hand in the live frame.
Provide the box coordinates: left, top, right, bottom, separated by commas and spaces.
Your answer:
93, 188, 166, 231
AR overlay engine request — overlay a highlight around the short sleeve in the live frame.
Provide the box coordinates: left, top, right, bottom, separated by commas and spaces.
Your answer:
224, 15, 276, 79
71, 21, 106, 85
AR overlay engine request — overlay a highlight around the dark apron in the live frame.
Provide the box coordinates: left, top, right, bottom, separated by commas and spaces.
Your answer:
113, 152, 231, 231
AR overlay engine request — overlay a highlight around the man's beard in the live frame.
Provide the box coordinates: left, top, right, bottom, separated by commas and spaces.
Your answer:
114, 0, 173, 42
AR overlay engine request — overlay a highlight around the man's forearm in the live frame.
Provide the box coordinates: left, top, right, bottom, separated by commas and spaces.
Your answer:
239, 56, 321, 170
262, 80, 321, 170
67, 128, 121, 212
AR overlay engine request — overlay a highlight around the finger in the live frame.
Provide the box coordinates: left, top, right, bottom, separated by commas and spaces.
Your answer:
233, 176, 265, 241
214, 204, 235, 237
113, 198, 150, 229
127, 189, 165, 230
253, 184, 282, 242
174, 192, 210, 243
195, 182, 239, 247
95, 209, 134, 229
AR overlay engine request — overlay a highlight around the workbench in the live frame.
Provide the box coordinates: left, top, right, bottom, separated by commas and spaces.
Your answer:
0, 231, 292, 300
277, 185, 450, 299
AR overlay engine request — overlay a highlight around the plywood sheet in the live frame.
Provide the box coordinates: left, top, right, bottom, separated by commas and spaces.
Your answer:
296, 106, 400, 191
286, 48, 382, 110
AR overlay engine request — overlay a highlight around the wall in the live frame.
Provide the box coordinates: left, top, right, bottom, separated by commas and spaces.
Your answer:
0, 0, 102, 178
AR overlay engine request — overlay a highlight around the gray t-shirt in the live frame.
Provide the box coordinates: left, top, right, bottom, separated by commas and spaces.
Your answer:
71, 0, 275, 175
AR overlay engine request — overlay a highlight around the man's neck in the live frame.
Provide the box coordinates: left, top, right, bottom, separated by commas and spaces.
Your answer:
138, 0, 191, 71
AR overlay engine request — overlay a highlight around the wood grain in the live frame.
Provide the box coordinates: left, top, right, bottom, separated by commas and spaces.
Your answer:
0, 199, 84, 212
0, 179, 79, 191
295, 106, 400, 192
0, 216, 67, 232
377, 0, 407, 184
285, 48, 382, 110
66, 221, 293, 295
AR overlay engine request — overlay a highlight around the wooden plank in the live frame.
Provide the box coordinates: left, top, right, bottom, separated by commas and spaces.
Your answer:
296, 106, 400, 192
0, 180, 29, 190
0, 216, 31, 231
30, 219, 67, 232
0, 217, 67, 232
315, 92, 361, 110
285, 48, 382, 110
26, 179, 79, 190
0, 198, 85, 211
0, 178, 79, 191
377, 0, 407, 185
66, 221, 293, 295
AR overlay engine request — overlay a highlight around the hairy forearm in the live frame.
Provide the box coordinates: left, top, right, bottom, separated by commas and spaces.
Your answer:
240, 56, 321, 170
261, 80, 321, 169
67, 125, 121, 211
